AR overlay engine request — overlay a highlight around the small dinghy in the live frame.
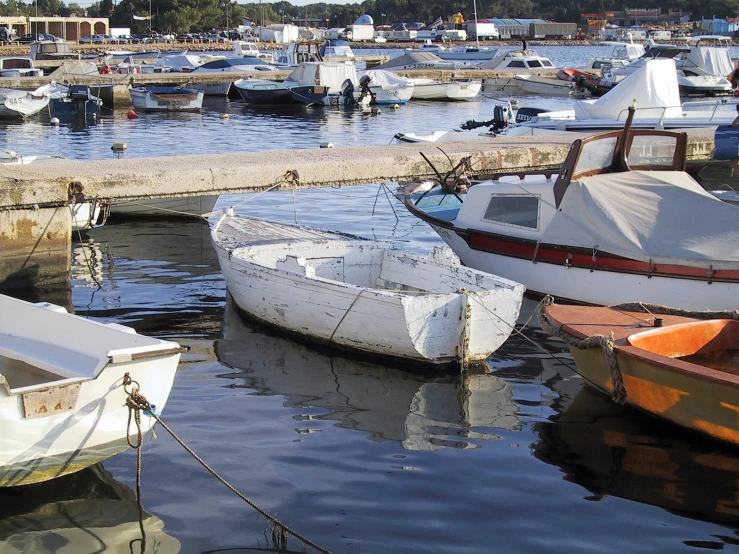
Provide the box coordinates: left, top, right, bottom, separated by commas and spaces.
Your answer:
211, 211, 525, 368
129, 85, 203, 112
0, 294, 186, 486
541, 302, 739, 447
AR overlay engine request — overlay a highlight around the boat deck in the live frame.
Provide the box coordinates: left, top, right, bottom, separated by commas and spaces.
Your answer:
547, 305, 701, 343
409, 188, 465, 222
215, 216, 347, 248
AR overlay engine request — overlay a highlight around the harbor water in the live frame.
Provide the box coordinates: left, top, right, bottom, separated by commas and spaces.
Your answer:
2, 44, 739, 553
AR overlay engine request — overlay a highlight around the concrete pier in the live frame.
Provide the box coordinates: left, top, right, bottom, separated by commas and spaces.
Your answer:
0, 129, 718, 210
0, 207, 71, 291
0, 129, 719, 290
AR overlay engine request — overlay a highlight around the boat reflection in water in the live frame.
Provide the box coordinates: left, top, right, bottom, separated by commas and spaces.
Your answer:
0, 464, 180, 553
534, 386, 739, 530
215, 299, 522, 450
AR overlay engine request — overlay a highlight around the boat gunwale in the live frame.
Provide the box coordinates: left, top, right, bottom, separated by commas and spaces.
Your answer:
215, 233, 509, 299
547, 306, 739, 393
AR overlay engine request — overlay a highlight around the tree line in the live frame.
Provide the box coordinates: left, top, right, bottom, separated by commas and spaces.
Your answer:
0, 0, 727, 35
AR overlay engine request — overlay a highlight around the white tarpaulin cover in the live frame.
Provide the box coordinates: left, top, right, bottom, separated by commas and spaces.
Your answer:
287, 62, 359, 91
360, 69, 412, 90
539, 170, 739, 270
574, 59, 683, 120
48, 61, 99, 77
680, 46, 733, 77
155, 54, 203, 71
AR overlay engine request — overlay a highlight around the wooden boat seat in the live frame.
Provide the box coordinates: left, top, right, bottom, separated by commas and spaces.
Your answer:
0, 334, 98, 390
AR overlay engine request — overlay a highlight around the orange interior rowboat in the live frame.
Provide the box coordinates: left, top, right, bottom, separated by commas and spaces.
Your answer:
542, 303, 739, 447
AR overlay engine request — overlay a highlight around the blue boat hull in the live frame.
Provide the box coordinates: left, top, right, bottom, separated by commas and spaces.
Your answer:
288, 85, 328, 106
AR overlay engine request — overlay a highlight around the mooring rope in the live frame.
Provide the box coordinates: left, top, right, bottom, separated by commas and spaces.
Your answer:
328, 289, 364, 346
609, 302, 739, 321
536, 297, 628, 405
123, 373, 332, 554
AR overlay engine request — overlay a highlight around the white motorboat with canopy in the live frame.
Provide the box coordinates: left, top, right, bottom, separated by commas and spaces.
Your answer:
404, 108, 739, 310
507, 59, 739, 131
601, 44, 732, 96
373, 52, 468, 71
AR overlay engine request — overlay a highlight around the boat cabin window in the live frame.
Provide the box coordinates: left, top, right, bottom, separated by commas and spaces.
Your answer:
527, 60, 543, 68
507, 60, 526, 68
3, 58, 32, 69
482, 195, 539, 230
542, 60, 554, 67
626, 134, 681, 168
573, 136, 617, 175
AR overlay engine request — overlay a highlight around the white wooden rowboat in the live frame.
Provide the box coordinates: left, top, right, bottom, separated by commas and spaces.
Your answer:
211, 211, 525, 368
0, 294, 185, 487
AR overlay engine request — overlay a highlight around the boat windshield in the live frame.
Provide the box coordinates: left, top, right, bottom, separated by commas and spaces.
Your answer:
554, 127, 687, 206
627, 134, 682, 167
573, 136, 617, 175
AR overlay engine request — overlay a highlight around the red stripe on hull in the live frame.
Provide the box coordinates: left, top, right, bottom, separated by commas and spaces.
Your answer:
464, 232, 739, 283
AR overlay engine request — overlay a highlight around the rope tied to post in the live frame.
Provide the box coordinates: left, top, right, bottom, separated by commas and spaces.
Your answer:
275, 169, 300, 188
537, 298, 627, 405
122, 373, 332, 554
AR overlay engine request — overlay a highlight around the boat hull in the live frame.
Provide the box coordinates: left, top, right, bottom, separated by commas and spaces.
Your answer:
50, 98, 101, 119
516, 75, 586, 97
482, 77, 524, 94
130, 86, 203, 112
110, 194, 219, 218
190, 81, 232, 96
544, 305, 739, 446
234, 80, 294, 104
212, 215, 524, 367
410, 80, 481, 101
0, 90, 49, 118
424, 223, 736, 311
0, 297, 183, 486
289, 85, 329, 106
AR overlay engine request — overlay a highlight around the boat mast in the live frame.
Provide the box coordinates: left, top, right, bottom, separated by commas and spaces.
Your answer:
473, 0, 479, 47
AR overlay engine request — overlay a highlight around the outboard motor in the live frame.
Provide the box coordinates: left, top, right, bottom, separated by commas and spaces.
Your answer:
340, 78, 355, 101
515, 107, 549, 124
491, 105, 507, 131
460, 104, 511, 132
357, 74, 373, 105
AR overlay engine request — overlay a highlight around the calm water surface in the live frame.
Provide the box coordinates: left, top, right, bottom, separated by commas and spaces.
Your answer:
2, 44, 739, 554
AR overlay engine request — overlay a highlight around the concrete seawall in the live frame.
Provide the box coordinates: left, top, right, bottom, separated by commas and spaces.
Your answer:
0, 129, 717, 209
0, 129, 720, 291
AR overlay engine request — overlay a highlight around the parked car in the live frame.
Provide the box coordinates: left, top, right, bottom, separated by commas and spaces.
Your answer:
176, 33, 200, 43
79, 34, 107, 44
0, 29, 19, 42
200, 33, 226, 43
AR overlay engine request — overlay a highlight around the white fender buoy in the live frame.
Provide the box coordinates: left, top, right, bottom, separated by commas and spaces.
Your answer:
320, 142, 334, 148
50, 117, 60, 126
111, 142, 127, 151
372, 108, 382, 115
392, 104, 400, 110
221, 113, 229, 119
